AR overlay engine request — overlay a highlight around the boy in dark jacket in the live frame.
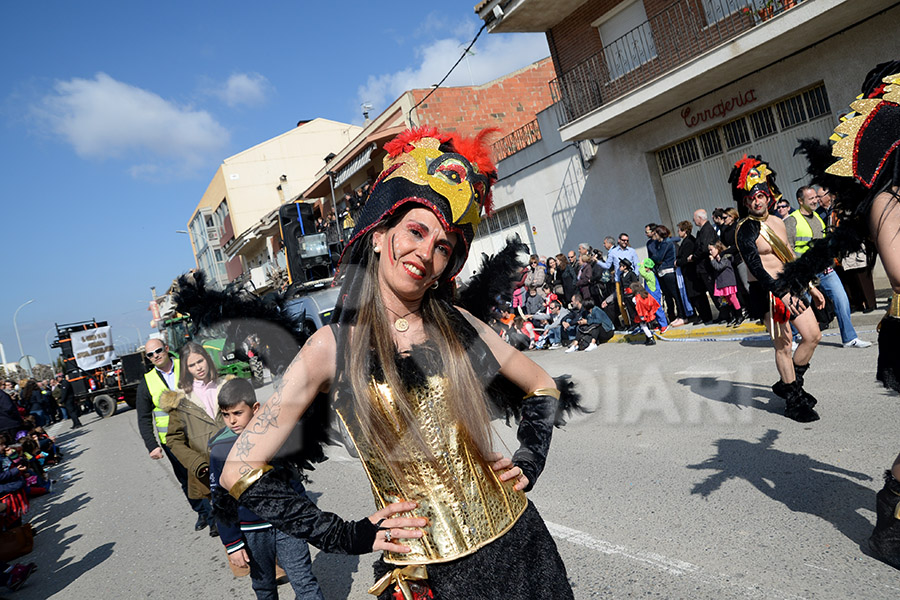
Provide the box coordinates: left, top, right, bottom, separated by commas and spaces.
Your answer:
208, 378, 325, 600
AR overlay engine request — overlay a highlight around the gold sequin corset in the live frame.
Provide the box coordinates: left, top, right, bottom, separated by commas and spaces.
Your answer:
336, 374, 527, 565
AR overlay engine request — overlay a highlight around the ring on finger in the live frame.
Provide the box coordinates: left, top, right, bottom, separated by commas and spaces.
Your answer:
384, 529, 392, 543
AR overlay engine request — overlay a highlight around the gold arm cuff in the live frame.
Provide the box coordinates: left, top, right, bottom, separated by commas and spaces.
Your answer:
890, 292, 900, 318
524, 387, 560, 400
229, 464, 273, 500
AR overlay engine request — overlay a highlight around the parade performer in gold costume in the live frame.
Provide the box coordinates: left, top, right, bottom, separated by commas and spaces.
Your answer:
220, 127, 575, 599
730, 156, 825, 422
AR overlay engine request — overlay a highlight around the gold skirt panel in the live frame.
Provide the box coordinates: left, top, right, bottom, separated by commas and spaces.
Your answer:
336, 374, 526, 565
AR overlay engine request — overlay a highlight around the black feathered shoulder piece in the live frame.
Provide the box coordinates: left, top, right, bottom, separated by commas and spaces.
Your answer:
173, 271, 332, 472
455, 235, 528, 323
449, 240, 586, 427
173, 271, 309, 374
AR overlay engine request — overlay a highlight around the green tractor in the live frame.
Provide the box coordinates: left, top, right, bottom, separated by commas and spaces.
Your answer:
160, 316, 254, 381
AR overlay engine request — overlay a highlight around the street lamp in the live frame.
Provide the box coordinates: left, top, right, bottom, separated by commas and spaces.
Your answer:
13, 300, 34, 376
44, 328, 55, 365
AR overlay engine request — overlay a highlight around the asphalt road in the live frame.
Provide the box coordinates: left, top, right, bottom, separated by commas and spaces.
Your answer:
23, 314, 900, 599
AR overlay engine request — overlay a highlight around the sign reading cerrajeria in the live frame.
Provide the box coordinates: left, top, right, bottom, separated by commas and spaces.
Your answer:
681, 89, 757, 128
71, 326, 118, 370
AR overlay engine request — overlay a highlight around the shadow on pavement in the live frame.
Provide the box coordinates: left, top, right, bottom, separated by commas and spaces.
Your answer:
311, 552, 361, 599
687, 429, 875, 546
677, 376, 785, 417
12, 426, 115, 596
302, 490, 362, 597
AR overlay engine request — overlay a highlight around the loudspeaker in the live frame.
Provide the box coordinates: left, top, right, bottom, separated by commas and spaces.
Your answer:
279, 202, 329, 284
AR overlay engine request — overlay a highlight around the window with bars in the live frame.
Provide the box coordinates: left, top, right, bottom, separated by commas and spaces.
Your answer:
722, 118, 751, 149
475, 202, 527, 239
658, 146, 680, 174
775, 94, 808, 129
699, 130, 723, 158
803, 85, 831, 119
748, 106, 778, 139
675, 139, 701, 167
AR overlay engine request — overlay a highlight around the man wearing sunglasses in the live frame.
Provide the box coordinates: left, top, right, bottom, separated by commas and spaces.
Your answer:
135, 338, 213, 531
603, 233, 640, 282
774, 200, 791, 220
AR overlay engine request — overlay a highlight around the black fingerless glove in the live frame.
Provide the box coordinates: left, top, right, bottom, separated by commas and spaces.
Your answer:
237, 468, 378, 554
512, 394, 556, 492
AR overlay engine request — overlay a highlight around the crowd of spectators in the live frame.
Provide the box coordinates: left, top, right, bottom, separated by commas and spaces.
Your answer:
0, 378, 70, 592
486, 188, 879, 353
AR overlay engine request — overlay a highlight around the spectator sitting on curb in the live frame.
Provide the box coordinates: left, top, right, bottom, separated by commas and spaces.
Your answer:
532, 300, 570, 349
565, 295, 615, 353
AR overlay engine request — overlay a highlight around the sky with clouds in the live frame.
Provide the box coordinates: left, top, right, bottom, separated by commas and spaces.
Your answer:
0, 1, 549, 365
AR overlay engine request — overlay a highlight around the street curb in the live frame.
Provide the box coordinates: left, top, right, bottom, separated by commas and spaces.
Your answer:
608, 321, 766, 344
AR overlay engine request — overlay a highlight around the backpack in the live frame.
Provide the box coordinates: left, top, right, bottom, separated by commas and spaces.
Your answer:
589, 263, 611, 299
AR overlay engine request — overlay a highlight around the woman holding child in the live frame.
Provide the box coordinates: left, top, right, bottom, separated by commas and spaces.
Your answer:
220, 127, 573, 599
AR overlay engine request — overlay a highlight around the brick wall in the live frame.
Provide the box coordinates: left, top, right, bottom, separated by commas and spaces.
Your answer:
411, 57, 557, 137
547, 0, 616, 73
549, 0, 758, 75
547, 0, 757, 112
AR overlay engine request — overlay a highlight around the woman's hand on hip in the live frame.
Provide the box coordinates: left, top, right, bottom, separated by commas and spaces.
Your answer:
369, 501, 427, 553
488, 452, 529, 491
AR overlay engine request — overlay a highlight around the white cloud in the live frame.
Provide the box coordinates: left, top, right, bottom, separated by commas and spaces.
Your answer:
31, 72, 229, 176
214, 72, 271, 107
357, 30, 550, 116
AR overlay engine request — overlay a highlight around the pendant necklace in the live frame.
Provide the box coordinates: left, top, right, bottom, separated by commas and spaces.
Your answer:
386, 306, 420, 332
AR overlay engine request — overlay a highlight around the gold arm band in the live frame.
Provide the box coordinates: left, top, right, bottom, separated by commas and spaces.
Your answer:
890, 292, 900, 318
229, 464, 273, 500
523, 387, 560, 400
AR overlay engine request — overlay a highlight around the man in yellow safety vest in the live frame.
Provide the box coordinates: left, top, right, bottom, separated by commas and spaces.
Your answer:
784, 186, 871, 349
135, 338, 213, 532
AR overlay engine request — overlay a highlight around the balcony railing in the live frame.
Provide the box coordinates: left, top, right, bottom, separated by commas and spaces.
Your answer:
549, 0, 805, 126
492, 119, 542, 162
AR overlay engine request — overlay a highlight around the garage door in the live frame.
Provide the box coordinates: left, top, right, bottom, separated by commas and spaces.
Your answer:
657, 84, 837, 227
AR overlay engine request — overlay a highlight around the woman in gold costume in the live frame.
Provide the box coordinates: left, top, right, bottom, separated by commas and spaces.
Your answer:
221, 127, 573, 599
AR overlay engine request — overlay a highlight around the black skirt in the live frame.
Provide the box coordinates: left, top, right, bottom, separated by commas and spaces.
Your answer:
373, 501, 573, 599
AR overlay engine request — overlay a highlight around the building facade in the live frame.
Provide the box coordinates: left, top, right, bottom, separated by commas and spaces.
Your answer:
476, 0, 900, 261
187, 118, 361, 289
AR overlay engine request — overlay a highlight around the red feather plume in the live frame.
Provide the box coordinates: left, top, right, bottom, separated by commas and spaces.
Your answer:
383, 126, 450, 158
734, 155, 761, 190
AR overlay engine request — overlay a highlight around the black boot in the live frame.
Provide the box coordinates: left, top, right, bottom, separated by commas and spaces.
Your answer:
870, 470, 900, 569
793, 362, 810, 387
783, 380, 819, 422
771, 379, 789, 399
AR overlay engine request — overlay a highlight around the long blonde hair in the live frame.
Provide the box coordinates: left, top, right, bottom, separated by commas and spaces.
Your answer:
344, 232, 494, 463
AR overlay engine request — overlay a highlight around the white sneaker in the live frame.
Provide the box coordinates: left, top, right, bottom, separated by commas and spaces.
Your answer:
565, 344, 578, 353
844, 338, 872, 348
584, 341, 598, 352
548, 344, 562, 350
